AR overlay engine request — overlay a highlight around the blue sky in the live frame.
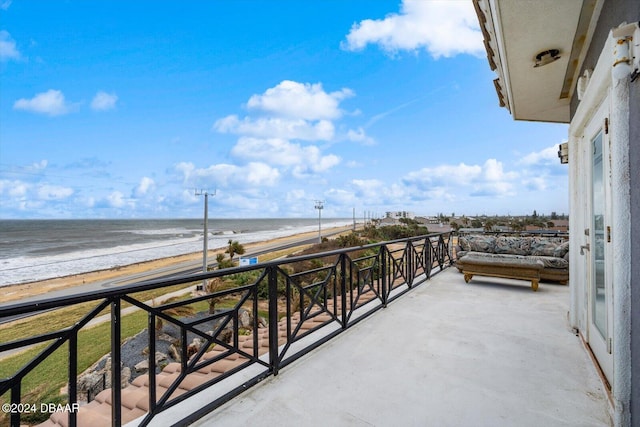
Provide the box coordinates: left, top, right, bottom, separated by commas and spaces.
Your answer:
0, 0, 569, 219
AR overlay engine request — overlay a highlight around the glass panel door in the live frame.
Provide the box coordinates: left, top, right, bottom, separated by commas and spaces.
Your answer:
585, 95, 612, 381
591, 132, 606, 338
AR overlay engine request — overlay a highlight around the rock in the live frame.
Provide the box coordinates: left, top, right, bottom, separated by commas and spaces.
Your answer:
135, 351, 169, 373
121, 367, 131, 388
220, 328, 238, 344
258, 316, 268, 328
238, 309, 253, 329
134, 360, 148, 372
169, 344, 181, 362
187, 338, 203, 359
157, 332, 177, 343
155, 351, 167, 364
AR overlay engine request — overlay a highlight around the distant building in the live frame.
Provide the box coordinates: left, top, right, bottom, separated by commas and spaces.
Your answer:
377, 217, 400, 226
385, 211, 415, 220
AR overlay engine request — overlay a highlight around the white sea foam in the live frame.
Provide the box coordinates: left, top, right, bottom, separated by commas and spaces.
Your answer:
0, 220, 352, 287
126, 227, 197, 236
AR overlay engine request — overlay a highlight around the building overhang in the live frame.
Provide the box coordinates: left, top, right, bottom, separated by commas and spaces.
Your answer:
474, 0, 602, 123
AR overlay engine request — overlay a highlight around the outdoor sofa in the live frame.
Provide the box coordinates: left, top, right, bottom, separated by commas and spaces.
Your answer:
455, 234, 569, 291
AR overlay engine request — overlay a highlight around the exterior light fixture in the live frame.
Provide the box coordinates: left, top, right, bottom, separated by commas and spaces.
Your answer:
534, 49, 561, 68
611, 22, 639, 81
558, 142, 569, 164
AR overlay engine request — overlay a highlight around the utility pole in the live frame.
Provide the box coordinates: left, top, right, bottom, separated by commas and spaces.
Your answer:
195, 189, 215, 291
314, 200, 324, 243
353, 207, 356, 231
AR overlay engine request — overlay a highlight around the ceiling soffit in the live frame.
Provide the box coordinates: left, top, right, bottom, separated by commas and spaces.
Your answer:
475, 0, 597, 123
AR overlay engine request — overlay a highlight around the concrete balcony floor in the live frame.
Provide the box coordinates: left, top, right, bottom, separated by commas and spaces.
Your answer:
191, 269, 611, 427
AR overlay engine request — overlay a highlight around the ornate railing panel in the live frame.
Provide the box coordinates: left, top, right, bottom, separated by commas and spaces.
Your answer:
0, 232, 454, 427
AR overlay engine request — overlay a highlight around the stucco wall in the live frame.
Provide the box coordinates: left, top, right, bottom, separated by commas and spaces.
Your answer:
570, 0, 639, 114
569, 0, 639, 424
630, 54, 639, 427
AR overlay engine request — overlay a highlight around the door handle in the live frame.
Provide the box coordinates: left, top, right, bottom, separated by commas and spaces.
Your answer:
580, 244, 590, 255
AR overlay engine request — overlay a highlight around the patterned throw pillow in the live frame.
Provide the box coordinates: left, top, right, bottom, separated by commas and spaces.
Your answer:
553, 241, 569, 258
529, 237, 562, 256
465, 235, 497, 253
458, 236, 470, 252
494, 236, 531, 255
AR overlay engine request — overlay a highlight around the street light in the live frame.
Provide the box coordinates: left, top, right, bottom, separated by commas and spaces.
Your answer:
196, 189, 215, 291
314, 200, 324, 243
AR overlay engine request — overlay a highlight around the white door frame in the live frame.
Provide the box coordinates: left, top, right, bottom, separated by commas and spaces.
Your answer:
569, 30, 634, 424
583, 94, 613, 380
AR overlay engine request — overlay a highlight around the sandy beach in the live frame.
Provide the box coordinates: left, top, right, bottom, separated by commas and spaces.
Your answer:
1, 225, 354, 305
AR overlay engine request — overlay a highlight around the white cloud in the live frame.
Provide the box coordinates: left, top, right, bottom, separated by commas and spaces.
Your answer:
91, 91, 118, 111
522, 176, 548, 191
37, 184, 74, 201
285, 189, 307, 203
108, 191, 126, 208
402, 159, 517, 200
175, 161, 280, 189
1, 1, 12, 11
0, 30, 20, 61
0, 179, 28, 197
245, 162, 280, 185
347, 127, 375, 145
214, 115, 335, 141
483, 159, 517, 182
29, 160, 48, 170
247, 80, 353, 120
350, 179, 409, 206
325, 188, 356, 205
13, 89, 70, 116
231, 137, 341, 176
404, 163, 482, 187
342, 0, 483, 58
213, 80, 353, 184
133, 177, 155, 197
351, 179, 384, 199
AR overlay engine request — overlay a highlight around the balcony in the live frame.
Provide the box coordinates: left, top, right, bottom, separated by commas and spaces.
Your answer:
194, 268, 612, 426
0, 233, 611, 426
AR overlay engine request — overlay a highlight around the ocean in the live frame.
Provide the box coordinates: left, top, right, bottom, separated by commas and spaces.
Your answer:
0, 218, 353, 287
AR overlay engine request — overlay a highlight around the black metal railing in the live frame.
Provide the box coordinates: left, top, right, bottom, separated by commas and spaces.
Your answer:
0, 232, 454, 427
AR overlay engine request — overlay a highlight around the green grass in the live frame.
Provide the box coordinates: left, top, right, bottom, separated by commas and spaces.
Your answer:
0, 307, 152, 424
0, 282, 198, 344
0, 293, 266, 420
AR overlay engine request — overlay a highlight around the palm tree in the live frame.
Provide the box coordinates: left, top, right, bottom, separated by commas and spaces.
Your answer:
225, 239, 246, 260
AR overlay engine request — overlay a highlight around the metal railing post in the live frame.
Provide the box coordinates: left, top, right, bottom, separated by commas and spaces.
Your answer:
147, 313, 157, 413
68, 332, 78, 427
426, 238, 433, 278
407, 241, 414, 287
110, 298, 121, 427
10, 383, 20, 427
268, 267, 280, 376
340, 254, 348, 329
436, 236, 442, 268
381, 246, 388, 307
